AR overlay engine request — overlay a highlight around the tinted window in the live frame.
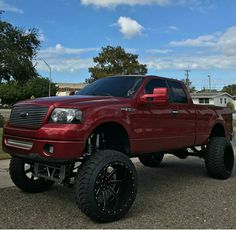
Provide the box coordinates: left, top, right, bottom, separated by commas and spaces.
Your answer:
76, 76, 143, 98
168, 81, 188, 103
145, 79, 167, 94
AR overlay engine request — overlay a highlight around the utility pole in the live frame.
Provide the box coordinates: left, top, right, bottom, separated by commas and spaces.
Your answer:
40, 58, 52, 97
208, 75, 211, 92
184, 69, 191, 89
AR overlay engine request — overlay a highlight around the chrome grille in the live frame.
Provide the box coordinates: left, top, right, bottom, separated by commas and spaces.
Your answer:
10, 105, 49, 129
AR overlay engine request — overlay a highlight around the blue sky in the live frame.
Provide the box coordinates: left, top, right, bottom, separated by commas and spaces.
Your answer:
1, 0, 236, 90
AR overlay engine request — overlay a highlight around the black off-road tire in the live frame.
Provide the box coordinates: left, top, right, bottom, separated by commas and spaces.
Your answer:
9, 157, 54, 193
205, 137, 234, 179
74, 150, 137, 222
139, 153, 164, 167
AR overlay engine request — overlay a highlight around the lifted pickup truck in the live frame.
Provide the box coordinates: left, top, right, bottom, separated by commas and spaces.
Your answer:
2, 75, 234, 222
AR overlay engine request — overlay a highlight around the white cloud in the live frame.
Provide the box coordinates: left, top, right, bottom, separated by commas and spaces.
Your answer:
169, 26, 236, 57
146, 49, 173, 54
37, 45, 140, 73
168, 26, 179, 31
80, 0, 213, 10
37, 44, 99, 73
40, 58, 93, 73
117, 16, 143, 39
0, 0, 23, 13
37, 56, 93, 73
145, 26, 236, 71
144, 54, 236, 71
170, 34, 218, 47
38, 33, 46, 42
36, 26, 236, 75
217, 26, 236, 56
36, 29, 46, 42
81, 0, 170, 8
39, 44, 99, 58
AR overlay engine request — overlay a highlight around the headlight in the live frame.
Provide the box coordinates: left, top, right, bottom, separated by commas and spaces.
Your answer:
50, 108, 83, 124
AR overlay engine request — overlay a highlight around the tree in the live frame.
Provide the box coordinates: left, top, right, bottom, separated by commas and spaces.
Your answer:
0, 78, 56, 105
86, 46, 147, 83
0, 113, 4, 128
0, 81, 24, 104
226, 102, 235, 112
0, 13, 40, 83
198, 88, 218, 93
222, 84, 236, 96
181, 78, 196, 93
24, 77, 57, 98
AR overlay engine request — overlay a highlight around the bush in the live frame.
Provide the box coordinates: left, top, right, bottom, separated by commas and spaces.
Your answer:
227, 101, 235, 112
24, 77, 57, 99
0, 77, 57, 105
0, 113, 4, 128
0, 81, 24, 105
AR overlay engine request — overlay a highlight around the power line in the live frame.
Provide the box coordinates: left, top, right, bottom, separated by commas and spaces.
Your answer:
184, 69, 191, 88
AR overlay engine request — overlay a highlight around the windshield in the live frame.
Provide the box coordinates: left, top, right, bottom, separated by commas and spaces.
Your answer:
76, 76, 144, 98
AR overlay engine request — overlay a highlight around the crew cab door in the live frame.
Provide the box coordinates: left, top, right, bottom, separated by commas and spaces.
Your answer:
167, 80, 196, 148
131, 78, 195, 154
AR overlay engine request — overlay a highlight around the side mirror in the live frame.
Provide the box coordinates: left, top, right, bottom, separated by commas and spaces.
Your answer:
139, 87, 168, 105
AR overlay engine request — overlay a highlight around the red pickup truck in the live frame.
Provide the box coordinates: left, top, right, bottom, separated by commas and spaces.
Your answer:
2, 75, 234, 222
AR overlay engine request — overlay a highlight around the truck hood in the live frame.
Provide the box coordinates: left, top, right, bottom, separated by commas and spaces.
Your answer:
16, 95, 126, 108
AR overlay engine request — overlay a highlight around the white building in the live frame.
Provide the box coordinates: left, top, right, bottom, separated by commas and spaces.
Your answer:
233, 96, 236, 110
56, 83, 87, 96
191, 92, 235, 107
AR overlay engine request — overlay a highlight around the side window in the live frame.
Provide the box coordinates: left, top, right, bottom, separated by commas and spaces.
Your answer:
168, 81, 188, 104
144, 79, 167, 94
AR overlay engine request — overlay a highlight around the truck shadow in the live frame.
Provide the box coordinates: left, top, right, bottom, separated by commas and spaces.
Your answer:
46, 155, 235, 205
47, 156, 209, 202
43, 156, 208, 206
136, 156, 207, 192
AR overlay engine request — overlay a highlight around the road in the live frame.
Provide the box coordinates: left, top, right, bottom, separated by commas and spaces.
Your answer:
0, 144, 236, 228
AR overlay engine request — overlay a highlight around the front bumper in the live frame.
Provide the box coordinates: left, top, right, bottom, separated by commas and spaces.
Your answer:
3, 134, 85, 162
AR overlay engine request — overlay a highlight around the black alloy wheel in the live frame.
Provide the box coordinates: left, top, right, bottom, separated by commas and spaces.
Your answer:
74, 150, 137, 222
9, 157, 54, 193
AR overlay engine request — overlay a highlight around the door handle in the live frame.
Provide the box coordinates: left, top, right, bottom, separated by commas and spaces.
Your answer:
172, 110, 179, 115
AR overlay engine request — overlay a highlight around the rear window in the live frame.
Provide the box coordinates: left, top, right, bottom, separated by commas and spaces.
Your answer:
168, 81, 188, 104
144, 79, 167, 94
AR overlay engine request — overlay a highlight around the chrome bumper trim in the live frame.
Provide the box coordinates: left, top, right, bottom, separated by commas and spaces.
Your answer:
6, 138, 33, 150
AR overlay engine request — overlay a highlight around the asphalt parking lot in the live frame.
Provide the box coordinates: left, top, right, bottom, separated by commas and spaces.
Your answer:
0, 142, 236, 229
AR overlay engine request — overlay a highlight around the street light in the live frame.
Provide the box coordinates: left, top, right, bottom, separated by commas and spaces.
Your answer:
40, 58, 52, 97
208, 75, 211, 91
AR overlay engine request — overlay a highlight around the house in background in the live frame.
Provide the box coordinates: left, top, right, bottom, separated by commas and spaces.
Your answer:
56, 83, 87, 96
232, 96, 236, 111
191, 92, 235, 107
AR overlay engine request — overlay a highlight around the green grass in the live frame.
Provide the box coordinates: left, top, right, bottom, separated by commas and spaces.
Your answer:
0, 128, 10, 160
